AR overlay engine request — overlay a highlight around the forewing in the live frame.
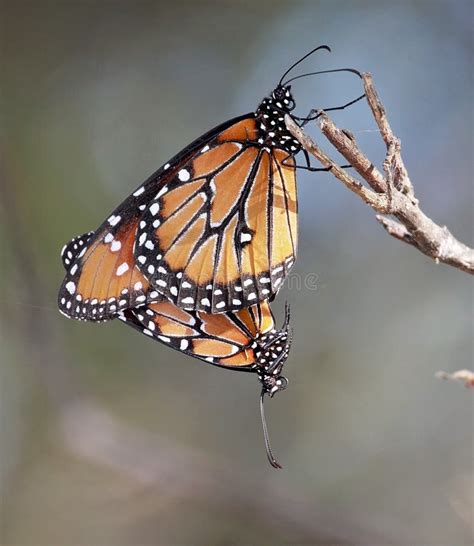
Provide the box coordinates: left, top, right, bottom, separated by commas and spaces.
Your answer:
135, 118, 298, 313
57, 115, 254, 321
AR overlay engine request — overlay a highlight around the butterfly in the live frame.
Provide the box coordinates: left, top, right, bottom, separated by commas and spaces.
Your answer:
58, 45, 363, 320
119, 299, 292, 469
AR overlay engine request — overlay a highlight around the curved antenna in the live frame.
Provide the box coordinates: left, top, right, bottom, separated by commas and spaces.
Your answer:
279, 45, 332, 87
283, 301, 291, 330
260, 391, 282, 469
284, 301, 294, 350
283, 67, 362, 87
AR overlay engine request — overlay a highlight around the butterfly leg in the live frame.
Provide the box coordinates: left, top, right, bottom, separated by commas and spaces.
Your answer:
282, 150, 352, 173
297, 93, 366, 127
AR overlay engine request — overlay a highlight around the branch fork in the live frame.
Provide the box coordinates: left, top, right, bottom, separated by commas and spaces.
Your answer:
286, 73, 474, 275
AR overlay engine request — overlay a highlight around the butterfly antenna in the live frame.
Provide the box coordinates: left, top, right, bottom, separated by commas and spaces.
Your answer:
279, 45, 332, 87
283, 67, 362, 87
283, 301, 291, 330
260, 391, 282, 469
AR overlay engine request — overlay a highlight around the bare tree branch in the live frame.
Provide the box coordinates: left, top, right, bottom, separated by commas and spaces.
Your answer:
286, 73, 474, 275
436, 370, 474, 388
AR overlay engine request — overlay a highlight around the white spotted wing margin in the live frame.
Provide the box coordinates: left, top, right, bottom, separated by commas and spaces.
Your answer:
57, 225, 164, 322
61, 231, 94, 269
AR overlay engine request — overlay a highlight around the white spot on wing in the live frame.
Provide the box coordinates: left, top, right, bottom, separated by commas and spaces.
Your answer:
156, 186, 168, 198
66, 281, 76, 294
108, 215, 121, 226
110, 240, 121, 252
178, 169, 190, 182
116, 262, 129, 276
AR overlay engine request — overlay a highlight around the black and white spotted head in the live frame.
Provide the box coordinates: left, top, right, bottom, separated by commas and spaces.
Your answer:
255, 304, 292, 398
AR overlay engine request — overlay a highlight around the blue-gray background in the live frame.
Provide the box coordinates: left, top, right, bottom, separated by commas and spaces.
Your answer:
1, 1, 472, 544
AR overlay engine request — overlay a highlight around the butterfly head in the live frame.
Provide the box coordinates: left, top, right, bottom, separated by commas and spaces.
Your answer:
255, 305, 292, 398
271, 85, 296, 111
257, 85, 295, 116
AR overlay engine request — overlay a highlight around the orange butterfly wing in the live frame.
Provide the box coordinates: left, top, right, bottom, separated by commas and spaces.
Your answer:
121, 300, 276, 369
134, 117, 298, 314
58, 115, 256, 321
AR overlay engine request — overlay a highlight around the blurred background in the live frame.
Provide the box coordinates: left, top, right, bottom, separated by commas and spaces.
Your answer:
1, 1, 472, 544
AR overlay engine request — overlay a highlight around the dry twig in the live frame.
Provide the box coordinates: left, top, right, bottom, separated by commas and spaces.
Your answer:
286, 73, 474, 275
436, 370, 474, 388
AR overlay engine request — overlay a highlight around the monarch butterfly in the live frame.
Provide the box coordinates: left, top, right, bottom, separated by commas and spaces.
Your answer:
58, 46, 363, 319
120, 299, 292, 469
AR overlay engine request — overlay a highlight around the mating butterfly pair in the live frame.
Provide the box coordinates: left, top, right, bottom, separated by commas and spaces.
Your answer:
58, 46, 362, 467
